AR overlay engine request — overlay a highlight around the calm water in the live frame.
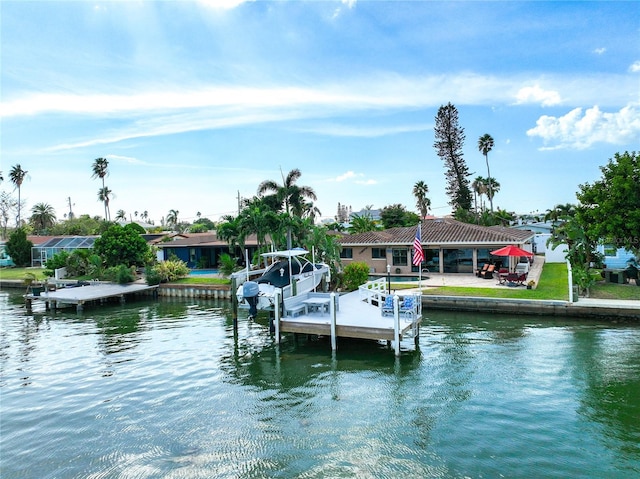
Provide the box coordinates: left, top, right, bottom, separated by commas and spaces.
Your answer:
1, 290, 639, 479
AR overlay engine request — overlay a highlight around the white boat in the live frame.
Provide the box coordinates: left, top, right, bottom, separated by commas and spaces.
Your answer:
234, 248, 330, 317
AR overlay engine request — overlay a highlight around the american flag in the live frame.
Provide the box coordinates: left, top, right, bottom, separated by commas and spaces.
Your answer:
412, 224, 424, 266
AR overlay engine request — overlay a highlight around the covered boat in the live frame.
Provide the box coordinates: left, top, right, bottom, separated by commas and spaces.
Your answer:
234, 249, 330, 317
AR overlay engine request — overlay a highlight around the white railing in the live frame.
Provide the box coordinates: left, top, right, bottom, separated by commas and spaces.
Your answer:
358, 278, 387, 307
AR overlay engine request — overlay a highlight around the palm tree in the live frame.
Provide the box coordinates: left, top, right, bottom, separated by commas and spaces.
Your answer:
9, 164, 28, 226
348, 213, 380, 234
91, 157, 109, 220
30, 202, 56, 234
257, 168, 317, 248
412, 181, 431, 218
166, 209, 179, 230
97, 187, 112, 221
115, 209, 127, 222
478, 134, 495, 212
485, 177, 500, 204
258, 168, 317, 216
472, 176, 487, 215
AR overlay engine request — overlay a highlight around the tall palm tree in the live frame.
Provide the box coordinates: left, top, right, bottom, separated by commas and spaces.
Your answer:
30, 203, 57, 234
412, 181, 431, 218
91, 157, 109, 220
257, 168, 317, 248
9, 164, 28, 226
478, 134, 495, 212
97, 187, 112, 221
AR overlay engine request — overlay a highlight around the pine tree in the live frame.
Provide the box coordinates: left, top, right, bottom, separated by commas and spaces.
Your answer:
433, 103, 472, 214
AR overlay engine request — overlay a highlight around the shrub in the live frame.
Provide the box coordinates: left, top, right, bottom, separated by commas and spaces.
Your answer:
342, 261, 370, 291
148, 258, 190, 283
104, 264, 136, 284
6, 228, 33, 267
145, 266, 163, 285
218, 253, 240, 277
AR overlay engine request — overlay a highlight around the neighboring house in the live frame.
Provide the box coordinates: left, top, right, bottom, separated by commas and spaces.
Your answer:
0, 242, 15, 267
29, 233, 179, 267
598, 245, 637, 269
511, 221, 554, 254
156, 233, 259, 269
337, 218, 535, 274
30, 236, 98, 267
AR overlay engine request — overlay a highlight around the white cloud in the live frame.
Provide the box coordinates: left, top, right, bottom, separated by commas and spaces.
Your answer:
333, 171, 375, 185
295, 123, 432, 138
526, 105, 640, 150
630, 61, 640, 73
333, 0, 357, 19
336, 171, 358, 182
515, 85, 562, 106
198, 0, 252, 10
593, 47, 606, 55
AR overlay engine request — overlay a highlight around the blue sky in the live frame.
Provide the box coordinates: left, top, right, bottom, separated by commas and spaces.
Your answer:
1, 0, 639, 226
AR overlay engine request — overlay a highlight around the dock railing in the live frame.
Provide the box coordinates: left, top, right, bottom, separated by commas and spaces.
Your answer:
358, 278, 388, 309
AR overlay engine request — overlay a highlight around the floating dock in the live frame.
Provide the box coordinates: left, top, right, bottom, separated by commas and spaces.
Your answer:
269, 280, 422, 356
25, 281, 159, 312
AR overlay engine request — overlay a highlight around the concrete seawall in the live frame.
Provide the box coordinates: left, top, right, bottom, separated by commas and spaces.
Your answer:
422, 295, 640, 321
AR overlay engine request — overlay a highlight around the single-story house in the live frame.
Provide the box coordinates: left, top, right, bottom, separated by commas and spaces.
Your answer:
337, 218, 535, 274
156, 233, 259, 269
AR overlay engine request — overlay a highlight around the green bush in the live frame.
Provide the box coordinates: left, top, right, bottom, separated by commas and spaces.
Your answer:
104, 264, 136, 284
145, 266, 163, 285
342, 261, 370, 291
6, 228, 33, 267
218, 253, 240, 277
149, 258, 190, 283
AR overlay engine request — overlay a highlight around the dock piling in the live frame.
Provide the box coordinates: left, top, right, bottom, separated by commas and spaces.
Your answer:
330, 292, 337, 351
393, 295, 400, 356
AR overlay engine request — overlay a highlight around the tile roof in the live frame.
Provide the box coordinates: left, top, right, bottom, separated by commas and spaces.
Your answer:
338, 218, 535, 246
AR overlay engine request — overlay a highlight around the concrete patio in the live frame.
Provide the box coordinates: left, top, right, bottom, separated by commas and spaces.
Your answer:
394, 257, 544, 290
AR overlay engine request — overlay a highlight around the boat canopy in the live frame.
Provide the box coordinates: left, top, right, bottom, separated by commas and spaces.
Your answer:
260, 249, 309, 259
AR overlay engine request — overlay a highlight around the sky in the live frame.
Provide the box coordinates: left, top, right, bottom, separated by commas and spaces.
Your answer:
1, 0, 639, 226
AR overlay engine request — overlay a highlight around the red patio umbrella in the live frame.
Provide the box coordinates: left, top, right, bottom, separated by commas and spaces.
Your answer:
490, 245, 533, 258
490, 245, 533, 272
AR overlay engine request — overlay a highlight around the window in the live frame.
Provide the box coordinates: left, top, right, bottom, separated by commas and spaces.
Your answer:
392, 248, 408, 266
371, 248, 386, 259
340, 248, 353, 259
190, 248, 196, 263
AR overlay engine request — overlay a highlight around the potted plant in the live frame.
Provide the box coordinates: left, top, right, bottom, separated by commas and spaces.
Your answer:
527, 280, 536, 290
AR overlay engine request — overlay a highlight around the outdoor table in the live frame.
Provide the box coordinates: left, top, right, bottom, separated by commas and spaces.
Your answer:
302, 297, 331, 315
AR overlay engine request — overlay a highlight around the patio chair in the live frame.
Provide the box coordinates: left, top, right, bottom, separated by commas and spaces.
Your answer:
381, 295, 395, 317
480, 264, 495, 279
476, 263, 488, 277
400, 296, 417, 319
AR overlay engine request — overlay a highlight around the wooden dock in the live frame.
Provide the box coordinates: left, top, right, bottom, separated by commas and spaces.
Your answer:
25, 282, 159, 312
271, 281, 422, 356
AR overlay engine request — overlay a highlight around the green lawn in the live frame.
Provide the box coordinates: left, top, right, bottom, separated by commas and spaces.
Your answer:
394, 263, 570, 301
0, 267, 49, 282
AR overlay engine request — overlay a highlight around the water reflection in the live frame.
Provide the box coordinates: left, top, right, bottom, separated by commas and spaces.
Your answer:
571, 327, 640, 462
1, 291, 639, 478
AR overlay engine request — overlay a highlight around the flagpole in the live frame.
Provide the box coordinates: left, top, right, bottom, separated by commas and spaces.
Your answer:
414, 222, 423, 293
